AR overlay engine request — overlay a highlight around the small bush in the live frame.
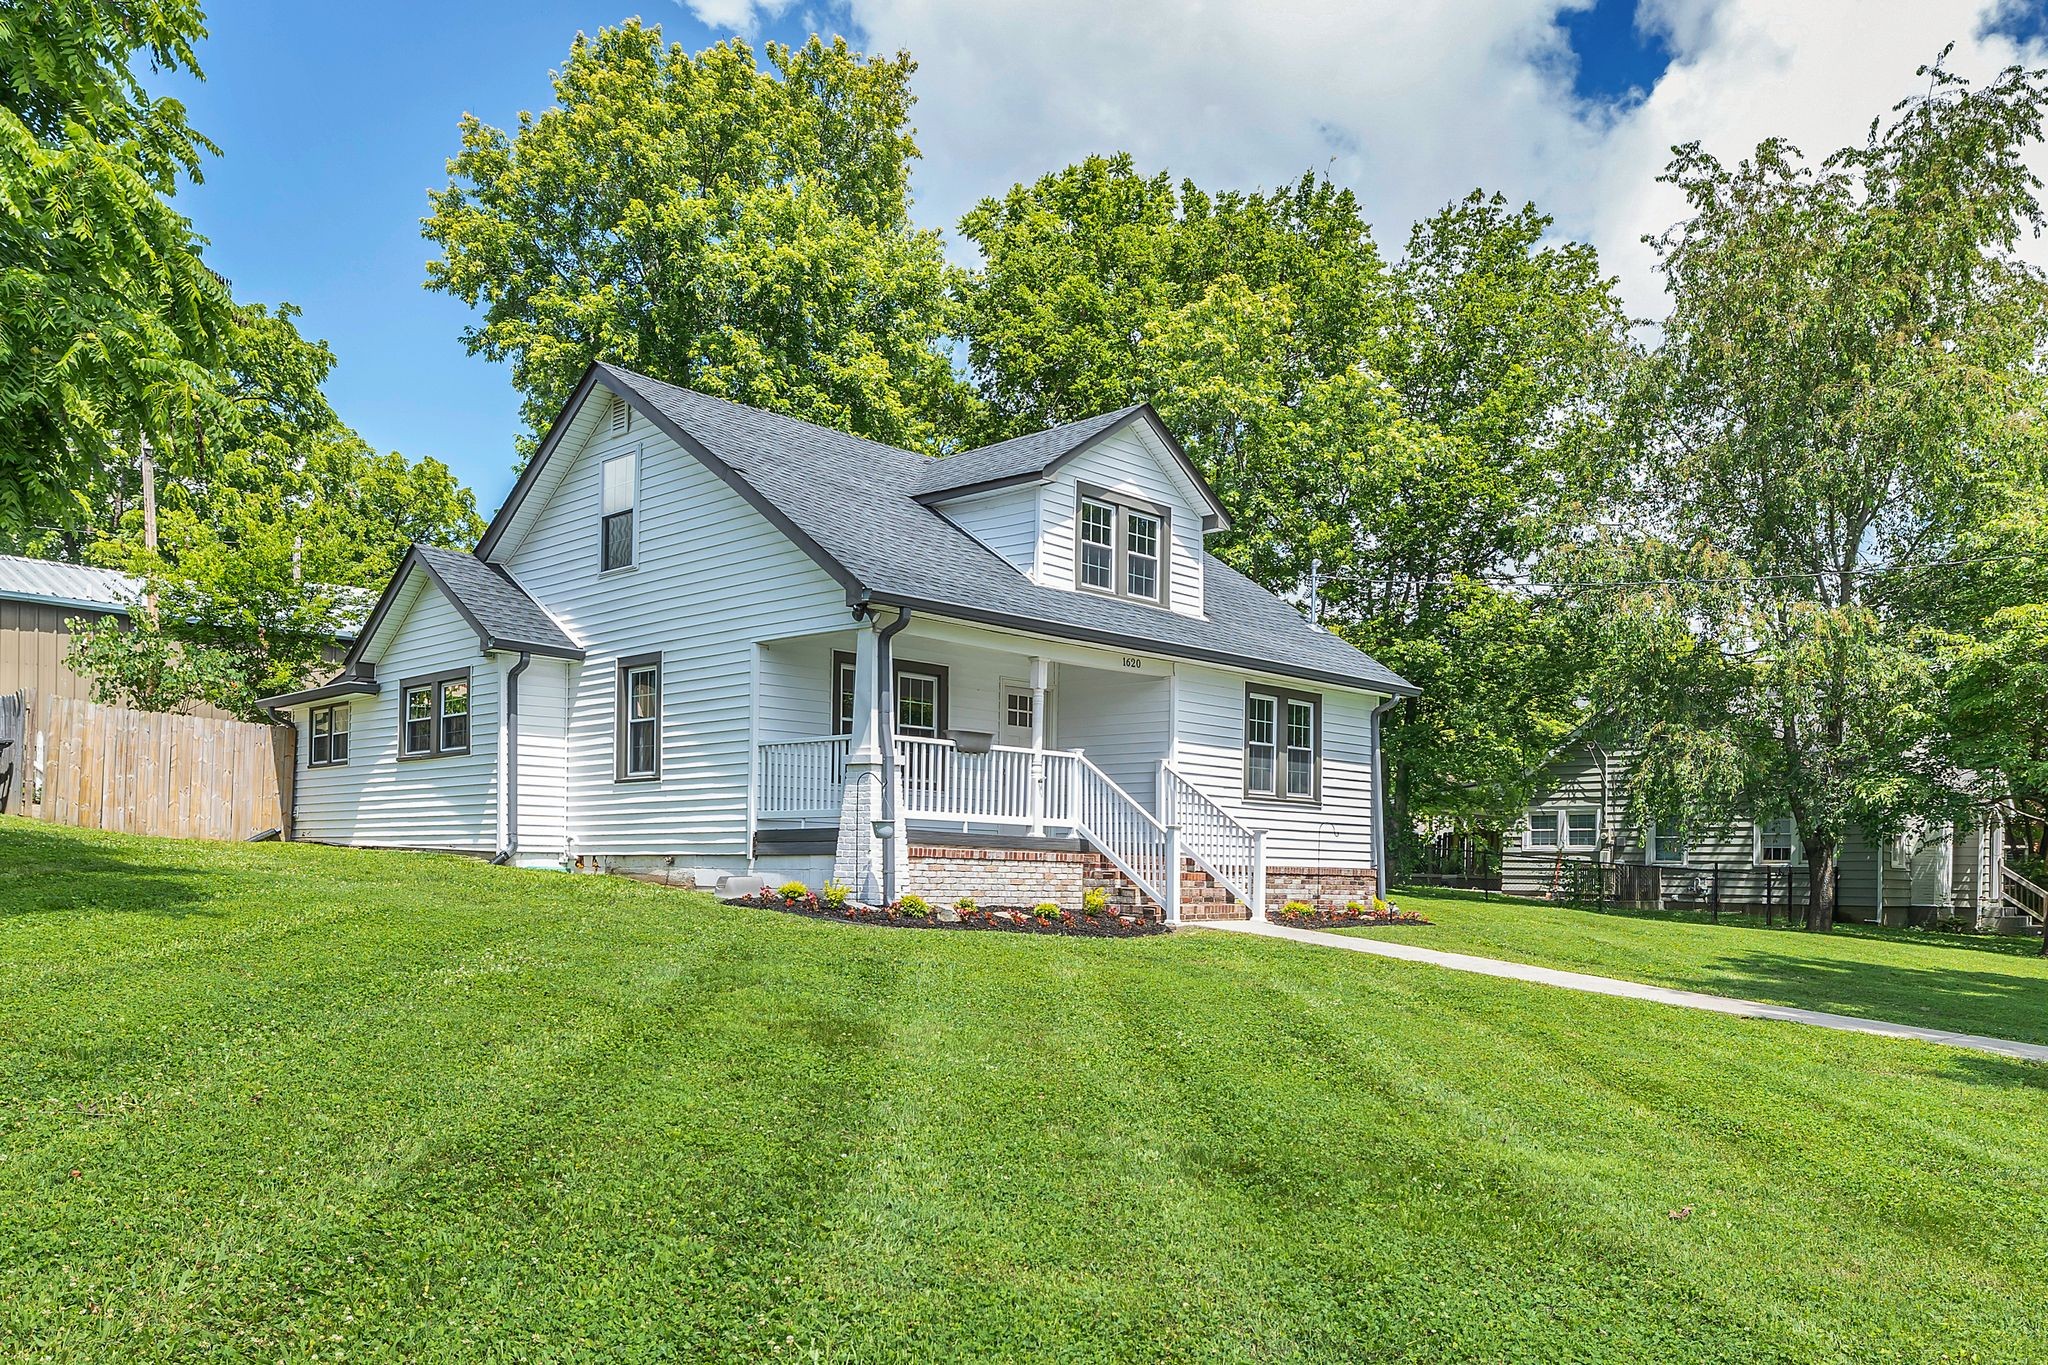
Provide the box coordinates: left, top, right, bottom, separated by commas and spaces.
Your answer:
1281, 900, 1314, 917
953, 895, 977, 913
1372, 896, 1393, 915
777, 880, 810, 903
1033, 902, 1062, 920
898, 894, 932, 918
1081, 887, 1109, 915
818, 881, 851, 910
1344, 900, 1367, 915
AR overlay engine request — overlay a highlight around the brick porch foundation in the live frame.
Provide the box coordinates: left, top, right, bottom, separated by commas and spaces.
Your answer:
1262, 864, 1378, 914
905, 846, 1378, 921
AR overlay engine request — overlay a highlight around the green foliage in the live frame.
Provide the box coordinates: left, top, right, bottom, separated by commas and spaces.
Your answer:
957, 167, 1630, 839
1606, 53, 2048, 927
896, 893, 931, 918
1282, 900, 1315, 917
818, 881, 851, 911
1081, 887, 1109, 916
63, 609, 249, 715
424, 23, 973, 459
952, 895, 976, 913
1945, 604, 2048, 858
1031, 902, 1061, 920
0, 0, 237, 530
776, 881, 811, 903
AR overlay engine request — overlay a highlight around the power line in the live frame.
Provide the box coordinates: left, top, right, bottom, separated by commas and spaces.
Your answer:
1436, 552, 2043, 594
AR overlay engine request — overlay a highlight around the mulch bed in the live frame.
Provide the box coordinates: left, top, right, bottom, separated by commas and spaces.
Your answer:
1269, 905, 1432, 930
729, 892, 1169, 937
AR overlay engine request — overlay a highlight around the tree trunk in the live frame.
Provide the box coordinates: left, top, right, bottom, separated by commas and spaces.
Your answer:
1804, 837, 1837, 932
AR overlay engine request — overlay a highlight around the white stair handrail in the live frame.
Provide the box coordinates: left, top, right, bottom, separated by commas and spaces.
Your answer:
1071, 756, 1179, 923
1159, 762, 1262, 915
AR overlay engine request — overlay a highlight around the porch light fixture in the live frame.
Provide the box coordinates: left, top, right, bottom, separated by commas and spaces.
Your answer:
949, 727, 995, 755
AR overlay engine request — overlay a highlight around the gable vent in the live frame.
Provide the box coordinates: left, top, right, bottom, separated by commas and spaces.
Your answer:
608, 395, 630, 437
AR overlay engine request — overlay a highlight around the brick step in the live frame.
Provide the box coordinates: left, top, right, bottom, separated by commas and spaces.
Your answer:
1180, 902, 1252, 922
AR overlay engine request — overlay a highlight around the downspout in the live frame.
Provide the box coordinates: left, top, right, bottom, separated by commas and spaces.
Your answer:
876, 607, 913, 905
1370, 695, 1401, 893
495, 651, 531, 864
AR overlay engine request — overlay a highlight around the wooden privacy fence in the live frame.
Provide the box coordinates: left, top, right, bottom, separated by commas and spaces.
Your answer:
0, 690, 294, 840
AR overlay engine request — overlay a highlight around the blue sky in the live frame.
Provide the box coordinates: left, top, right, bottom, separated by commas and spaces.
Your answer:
156, 1, 2036, 515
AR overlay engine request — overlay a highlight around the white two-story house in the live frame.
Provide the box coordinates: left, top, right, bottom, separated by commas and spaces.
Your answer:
260, 362, 1414, 921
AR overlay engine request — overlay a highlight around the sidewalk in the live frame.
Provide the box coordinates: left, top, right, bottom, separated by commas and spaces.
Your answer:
1198, 918, 2048, 1064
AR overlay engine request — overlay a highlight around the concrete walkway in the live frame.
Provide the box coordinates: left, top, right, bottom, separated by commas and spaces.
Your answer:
1199, 918, 2048, 1065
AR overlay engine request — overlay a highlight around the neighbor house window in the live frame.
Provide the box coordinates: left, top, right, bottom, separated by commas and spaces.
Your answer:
308, 703, 349, 767
400, 670, 471, 758
1649, 822, 1686, 865
615, 653, 660, 781
1527, 810, 1560, 848
1565, 809, 1598, 849
601, 450, 636, 571
1074, 485, 1170, 606
1757, 816, 1799, 865
1245, 685, 1320, 802
1526, 808, 1599, 850
829, 652, 949, 739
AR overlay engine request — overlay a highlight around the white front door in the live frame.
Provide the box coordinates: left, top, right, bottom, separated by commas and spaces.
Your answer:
998, 679, 1045, 748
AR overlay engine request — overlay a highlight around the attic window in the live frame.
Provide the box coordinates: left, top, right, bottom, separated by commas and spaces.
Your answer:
608, 395, 630, 437
1074, 483, 1170, 607
601, 450, 635, 571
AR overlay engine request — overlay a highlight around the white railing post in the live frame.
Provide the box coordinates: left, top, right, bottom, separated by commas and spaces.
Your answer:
1251, 828, 1269, 921
1164, 823, 1182, 925
1068, 748, 1085, 834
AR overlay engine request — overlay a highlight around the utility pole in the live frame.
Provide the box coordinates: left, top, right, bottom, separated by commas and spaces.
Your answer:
1306, 556, 1322, 627
138, 434, 158, 553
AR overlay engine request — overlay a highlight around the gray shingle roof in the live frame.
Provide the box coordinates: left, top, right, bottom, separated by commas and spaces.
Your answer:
909, 406, 1146, 497
592, 365, 1410, 695
411, 545, 582, 659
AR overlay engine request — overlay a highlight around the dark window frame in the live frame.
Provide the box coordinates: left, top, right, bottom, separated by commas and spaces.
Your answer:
1243, 682, 1322, 805
600, 448, 637, 573
614, 652, 662, 782
830, 650, 950, 739
397, 668, 472, 760
1073, 482, 1171, 608
308, 702, 350, 767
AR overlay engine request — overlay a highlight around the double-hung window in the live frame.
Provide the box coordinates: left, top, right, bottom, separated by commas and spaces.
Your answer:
616, 653, 661, 781
1527, 810, 1560, 848
1526, 808, 1599, 850
1245, 685, 1320, 802
1075, 486, 1168, 606
308, 703, 349, 767
1756, 816, 1799, 865
1649, 822, 1687, 865
400, 671, 471, 758
829, 652, 949, 739
601, 450, 636, 571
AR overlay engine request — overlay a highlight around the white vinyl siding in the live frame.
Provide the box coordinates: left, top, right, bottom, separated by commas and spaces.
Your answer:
1171, 663, 1377, 868
1035, 425, 1207, 617
935, 483, 1041, 577
498, 396, 849, 865
290, 582, 498, 852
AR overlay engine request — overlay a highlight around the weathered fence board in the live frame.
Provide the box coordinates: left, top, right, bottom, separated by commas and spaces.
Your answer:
3, 690, 293, 840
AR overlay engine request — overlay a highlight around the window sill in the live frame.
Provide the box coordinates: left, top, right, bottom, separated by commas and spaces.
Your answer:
614, 774, 661, 784
1242, 793, 1322, 808
398, 749, 470, 762
307, 761, 349, 770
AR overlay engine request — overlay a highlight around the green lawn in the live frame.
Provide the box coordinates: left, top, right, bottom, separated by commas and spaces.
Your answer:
1364, 886, 2048, 1046
4, 821, 2047, 1362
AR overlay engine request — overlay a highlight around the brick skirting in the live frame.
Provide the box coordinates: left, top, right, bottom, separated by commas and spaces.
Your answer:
905, 846, 1377, 920
1262, 864, 1378, 914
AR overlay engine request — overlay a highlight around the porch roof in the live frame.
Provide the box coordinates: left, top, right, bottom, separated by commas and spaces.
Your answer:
503, 363, 1414, 696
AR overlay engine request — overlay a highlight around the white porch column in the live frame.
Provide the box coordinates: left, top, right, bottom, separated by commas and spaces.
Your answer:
832, 623, 886, 901
1027, 655, 1048, 837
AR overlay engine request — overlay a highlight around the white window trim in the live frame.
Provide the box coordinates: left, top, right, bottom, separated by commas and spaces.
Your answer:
600, 444, 640, 575
1646, 820, 1687, 866
1753, 817, 1805, 867
1526, 807, 1600, 851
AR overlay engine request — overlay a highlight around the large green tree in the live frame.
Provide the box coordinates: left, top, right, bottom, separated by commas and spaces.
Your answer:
65, 303, 485, 718
958, 167, 1632, 849
1608, 53, 2048, 929
0, 0, 236, 531
424, 24, 971, 458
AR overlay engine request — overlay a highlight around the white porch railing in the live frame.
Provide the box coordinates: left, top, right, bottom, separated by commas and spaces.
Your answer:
895, 735, 1078, 828
757, 736, 850, 819
1160, 762, 1264, 915
2003, 865, 2047, 926
1073, 761, 1177, 919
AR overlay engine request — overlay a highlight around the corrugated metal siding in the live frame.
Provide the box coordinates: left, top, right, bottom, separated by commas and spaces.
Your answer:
497, 410, 848, 864
0, 601, 110, 703
935, 485, 1040, 577
1036, 427, 1206, 617
290, 585, 499, 851
1171, 662, 1376, 868
0, 555, 137, 609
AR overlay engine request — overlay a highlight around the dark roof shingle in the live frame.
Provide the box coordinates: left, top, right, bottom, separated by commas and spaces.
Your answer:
412, 545, 582, 659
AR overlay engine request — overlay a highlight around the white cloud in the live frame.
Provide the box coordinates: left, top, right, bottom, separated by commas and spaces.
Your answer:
680, 0, 798, 37
733, 0, 2047, 319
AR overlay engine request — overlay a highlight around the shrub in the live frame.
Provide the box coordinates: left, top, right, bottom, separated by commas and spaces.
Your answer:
818, 881, 851, 910
1344, 900, 1366, 915
1081, 887, 1109, 915
777, 880, 810, 904
1372, 896, 1393, 915
1281, 900, 1314, 917
898, 893, 931, 918
953, 895, 977, 913
1032, 902, 1062, 920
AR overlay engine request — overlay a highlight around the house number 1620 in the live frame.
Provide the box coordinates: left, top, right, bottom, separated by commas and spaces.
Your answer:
1121, 656, 1144, 669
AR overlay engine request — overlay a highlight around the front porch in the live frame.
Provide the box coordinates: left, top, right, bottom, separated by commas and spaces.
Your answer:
747, 620, 1270, 921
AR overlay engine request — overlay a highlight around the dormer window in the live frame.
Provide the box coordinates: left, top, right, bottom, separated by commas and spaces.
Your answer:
1075, 485, 1168, 606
